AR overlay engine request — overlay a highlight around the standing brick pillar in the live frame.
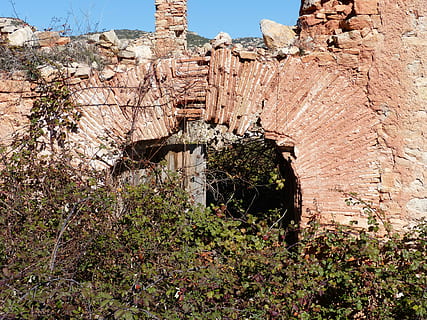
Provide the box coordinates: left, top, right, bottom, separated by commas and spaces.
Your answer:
154, 0, 187, 57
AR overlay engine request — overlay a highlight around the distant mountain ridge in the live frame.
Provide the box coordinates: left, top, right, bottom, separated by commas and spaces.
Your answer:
112, 29, 264, 49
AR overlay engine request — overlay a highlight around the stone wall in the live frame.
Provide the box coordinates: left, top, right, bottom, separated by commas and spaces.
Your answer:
0, 0, 425, 229
154, 0, 187, 56
296, 0, 427, 227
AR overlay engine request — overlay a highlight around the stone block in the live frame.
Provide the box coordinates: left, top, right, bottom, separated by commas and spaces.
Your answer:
37, 65, 59, 81
35, 31, 61, 47
100, 30, 120, 46
327, 14, 345, 20
361, 30, 384, 47
342, 15, 373, 30
299, 15, 324, 27
345, 48, 361, 55
331, 32, 361, 49
211, 32, 232, 49
301, 52, 336, 65
301, 0, 322, 13
118, 50, 136, 59
334, 4, 352, 15
315, 13, 326, 19
324, 20, 341, 34
238, 51, 257, 60
354, 0, 378, 15
337, 53, 359, 67
74, 64, 91, 78
380, 172, 398, 192
129, 45, 153, 63
371, 15, 382, 28
8, 26, 36, 46
260, 19, 296, 49
406, 198, 427, 217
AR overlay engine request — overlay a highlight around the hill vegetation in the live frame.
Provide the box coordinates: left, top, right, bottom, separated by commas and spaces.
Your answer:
111, 29, 264, 49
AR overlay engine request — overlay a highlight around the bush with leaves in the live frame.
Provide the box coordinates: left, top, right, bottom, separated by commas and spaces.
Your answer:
206, 137, 287, 223
0, 79, 426, 319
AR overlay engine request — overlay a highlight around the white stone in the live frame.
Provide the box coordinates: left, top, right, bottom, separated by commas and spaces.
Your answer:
202, 42, 212, 53
0, 18, 26, 29
99, 30, 119, 46
91, 61, 99, 70
406, 198, 427, 216
63, 67, 76, 77
276, 46, 300, 57
86, 33, 100, 43
409, 178, 424, 193
302, 0, 321, 11
2, 25, 18, 33
132, 45, 153, 62
211, 32, 232, 49
75, 64, 91, 78
100, 68, 116, 81
118, 50, 136, 59
118, 39, 129, 50
8, 26, 37, 46
232, 43, 244, 51
37, 65, 58, 80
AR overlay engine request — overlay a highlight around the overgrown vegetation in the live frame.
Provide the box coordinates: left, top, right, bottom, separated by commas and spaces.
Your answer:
0, 40, 103, 78
0, 79, 426, 319
206, 137, 288, 224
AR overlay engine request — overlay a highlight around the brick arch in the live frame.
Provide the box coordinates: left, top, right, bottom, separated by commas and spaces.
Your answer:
0, 0, 422, 229
71, 48, 379, 225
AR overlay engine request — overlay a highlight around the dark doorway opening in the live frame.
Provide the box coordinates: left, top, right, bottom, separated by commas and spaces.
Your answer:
113, 127, 301, 243
206, 136, 301, 242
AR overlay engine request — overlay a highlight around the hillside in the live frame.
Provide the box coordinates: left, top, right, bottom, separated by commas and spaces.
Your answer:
112, 29, 264, 49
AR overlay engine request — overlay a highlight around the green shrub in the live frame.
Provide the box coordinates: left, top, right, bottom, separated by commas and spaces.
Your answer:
0, 79, 426, 319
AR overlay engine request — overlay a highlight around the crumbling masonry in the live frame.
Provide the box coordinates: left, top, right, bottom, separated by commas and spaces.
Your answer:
0, 0, 425, 229
154, 0, 187, 56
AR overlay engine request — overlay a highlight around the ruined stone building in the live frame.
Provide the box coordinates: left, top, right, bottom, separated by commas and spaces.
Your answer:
0, 0, 425, 229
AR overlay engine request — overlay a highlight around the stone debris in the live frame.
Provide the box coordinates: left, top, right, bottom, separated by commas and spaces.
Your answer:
298, 0, 381, 51
235, 49, 258, 61
35, 31, 70, 47
260, 19, 296, 50
231, 44, 260, 60
99, 67, 116, 81
211, 32, 232, 49
301, 0, 322, 12
8, 26, 37, 46
74, 64, 91, 78
37, 65, 58, 81
99, 30, 120, 48
124, 45, 153, 63
275, 46, 300, 57
0, 18, 70, 47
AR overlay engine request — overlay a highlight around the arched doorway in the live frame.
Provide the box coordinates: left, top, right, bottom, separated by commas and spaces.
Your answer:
113, 120, 301, 238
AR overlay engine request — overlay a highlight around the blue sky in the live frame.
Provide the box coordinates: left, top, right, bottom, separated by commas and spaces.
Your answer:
2, 0, 300, 38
